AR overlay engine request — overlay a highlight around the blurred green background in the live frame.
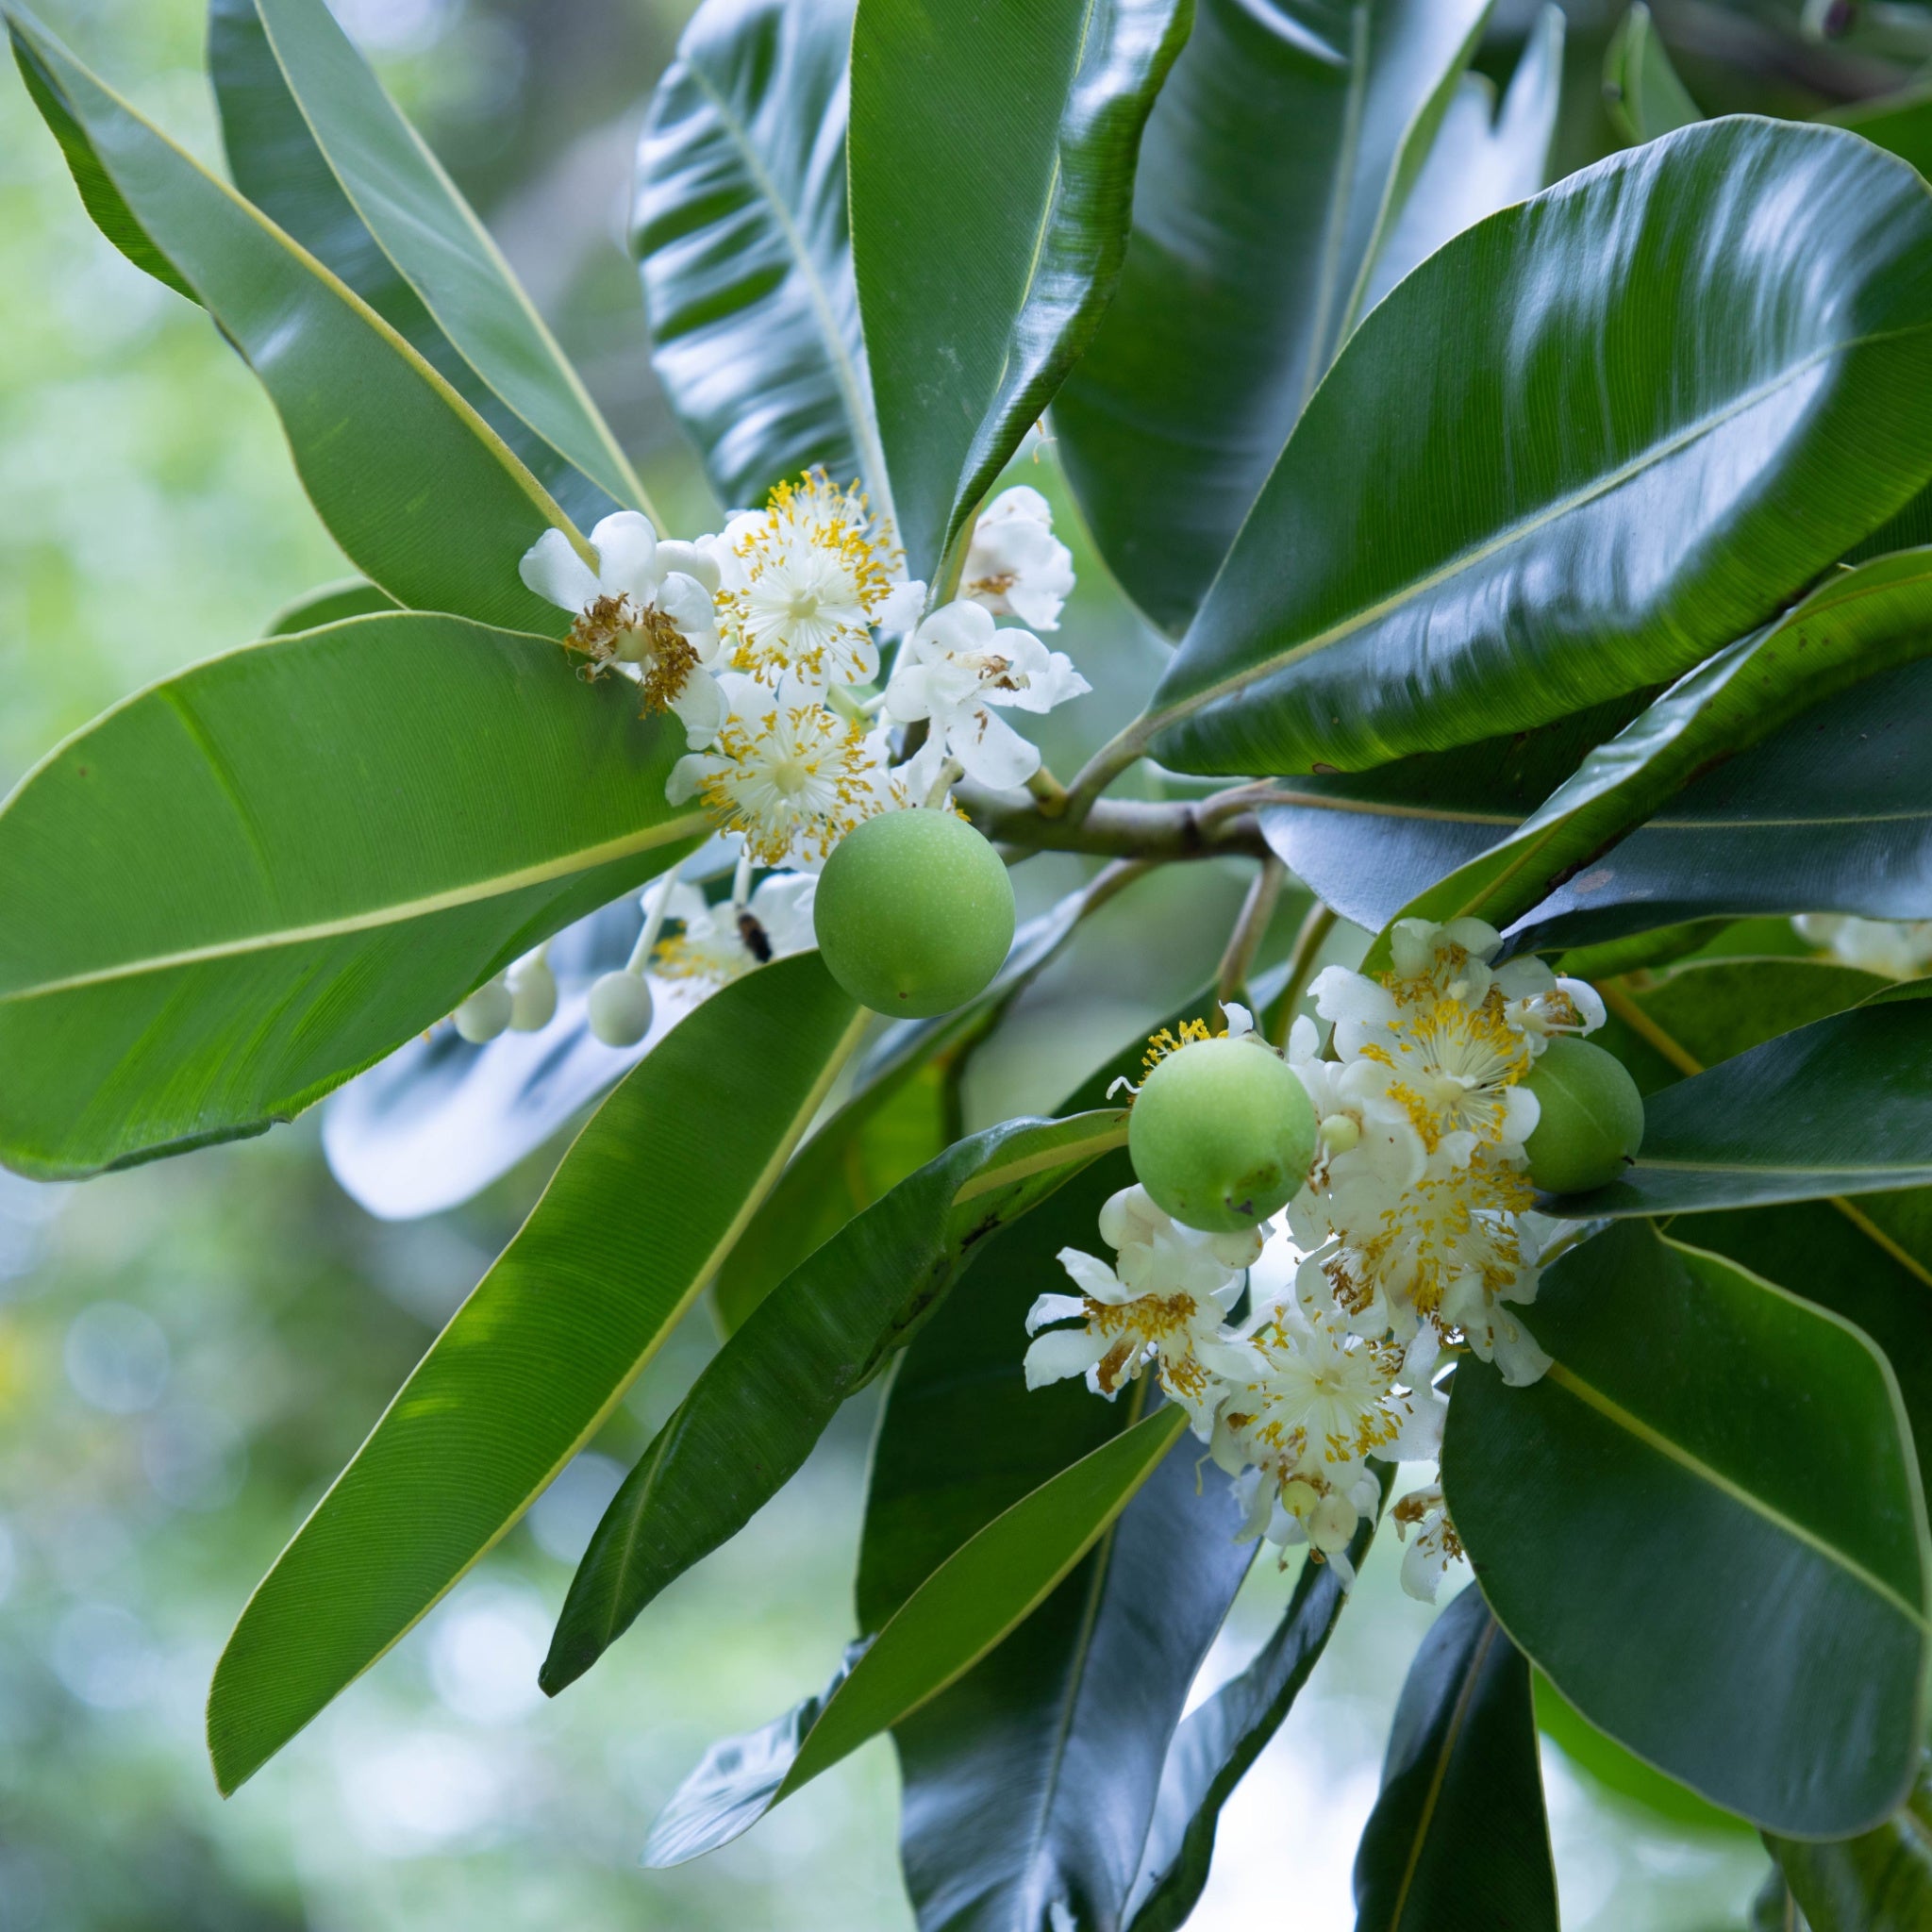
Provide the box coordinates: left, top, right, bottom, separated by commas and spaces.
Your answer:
0, 1, 1777, 1924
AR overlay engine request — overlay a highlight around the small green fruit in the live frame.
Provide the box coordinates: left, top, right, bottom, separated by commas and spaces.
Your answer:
813, 810, 1016, 1018
1128, 1038, 1317, 1234
1522, 1036, 1645, 1193
587, 970, 654, 1048
453, 977, 512, 1044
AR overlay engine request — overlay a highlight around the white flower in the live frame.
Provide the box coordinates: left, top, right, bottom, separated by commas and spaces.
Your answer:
1024, 1184, 1253, 1438
668, 674, 895, 869
1794, 913, 1932, 980
650, 874, 818, 987
1392, 1484, 1465, 1604
960, 486, 1075, 631
719, 472, 907, 692
520, 511, 725, 747
884, 599, 1090, 790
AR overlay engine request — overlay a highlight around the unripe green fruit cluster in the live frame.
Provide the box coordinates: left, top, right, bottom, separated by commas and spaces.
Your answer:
1128, 1037, 1318, 1234
814, 809, 1016, 1019
1522, 1036, 1645, 1193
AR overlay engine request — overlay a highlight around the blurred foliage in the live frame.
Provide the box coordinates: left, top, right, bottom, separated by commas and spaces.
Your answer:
0, 0, 1815, 1924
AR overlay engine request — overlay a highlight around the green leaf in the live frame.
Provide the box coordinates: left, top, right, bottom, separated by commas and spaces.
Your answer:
1141, 120, 1932, 780
1771, 1754, 1932, 1932
1357, 3, 1566, 316
636, 0, 888, 515
1053, 0, 1491, 632
206, 953, 863, 1792
849, 0, 1191, 583
1389, 550, 1932, 947
713, 880, 1094, 1332
8, 11, 576, 631
261, 577, 397, 636
230, 0, 648, 519
1566, 993, 1932, 1216
0, 612, 707, 1179
1124, 1476, 1388, 1932
1351, 1583, 1558, 1932
207, 0, 623, 533
319, 896, 664, 1221
1752, 1870, 1809, 1932
1510, 641, 1932, 957
782, 1405, 1185, 1798
1825, 83, 1932, 184
1603, 2, 1700, 147
540, 1108, 1129, 1697
1533, 1673, 1754, 1840
1443, 1219, 1931, 1835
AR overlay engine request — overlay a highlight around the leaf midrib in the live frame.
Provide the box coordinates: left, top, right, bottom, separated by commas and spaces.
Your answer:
1, 810, 710, 1001
1547, 1359, 1929, 1630
1151, 318, 1932, 736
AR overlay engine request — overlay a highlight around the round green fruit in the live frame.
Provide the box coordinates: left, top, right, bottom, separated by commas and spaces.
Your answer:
813, 810, 1016, 1018
1522, 1036, 1645, 1193
1128, 1038, 1317, 1234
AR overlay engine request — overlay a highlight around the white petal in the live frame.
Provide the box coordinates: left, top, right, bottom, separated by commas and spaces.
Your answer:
951, 704, 1041, 790
669, 670, 727, 749
1024, 1291, 1090, 1336
883, 662, 934, 723
590, 511, 660, 601
914, 598, 998, 655
980, 484, 1052, 527
1057, 1246, 1124, 1301
1557, 975, 1607, 1033
519, 527, 600, 613
666, 752, 713, 805
1024, 1326, 1108, 1390
656, 538, 721, 594
874, 577, 927, 634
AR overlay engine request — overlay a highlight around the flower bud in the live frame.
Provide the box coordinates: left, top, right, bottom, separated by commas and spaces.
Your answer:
813, 809, 1016, 1018
453, 977, 512, 1044
1318, 1112, 1359, 1155
587, 970, 654, 1048
1127, 1037, 1317, 1235
506, 956, 558, 1033
1308, 1492, 1357, 1554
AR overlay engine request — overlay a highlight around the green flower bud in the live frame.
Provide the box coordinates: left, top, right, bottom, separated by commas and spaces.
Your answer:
1127, 1037, 1317, 1234
587, 970, 654, 1048
453, 977, 512, 1044
813, 809, 1016, 1018
1522, 1036, 1645, 1193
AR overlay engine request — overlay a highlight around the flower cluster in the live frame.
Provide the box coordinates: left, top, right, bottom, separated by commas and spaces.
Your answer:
448, 477, 1088, 1047
1027, 917, 1606, 1598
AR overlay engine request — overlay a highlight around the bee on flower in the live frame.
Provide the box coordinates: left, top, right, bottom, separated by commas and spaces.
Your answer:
649, 873, 818, 987
520, 511, 727, 746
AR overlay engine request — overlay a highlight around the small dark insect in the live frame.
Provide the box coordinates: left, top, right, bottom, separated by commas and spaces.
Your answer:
737, 912, 774, 963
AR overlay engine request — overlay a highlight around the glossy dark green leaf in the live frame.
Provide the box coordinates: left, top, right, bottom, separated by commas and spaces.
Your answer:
1566, 992, 1932, 1216
1356, 4, 1565, 316
230, 0, 647, 518
1751, 1870, 1809, 1932
1533, 1674, 1753, 1840
1603, 2, 1699, 146
1509, 642, 1932, 956
540, 1109, 1129, 1697
1352, 1583, 1557, 1932
1444, 1219, 1931, 1835
1141, 120, 1932, 780
850, 0, 1191, 583
1125, 1479, 1389, 1932
1053, 0, 1490, 631
261, 577, 397, 637
645, 1642, 868, 1868
9, 11, 576, 630
0, 613, 707, 1179
637, 0, 886, 514
714, 880, 1094, 1332
207, 954, 864, 1792
207, 0, 620, 532
1396, 551, 1932, 948
1771, 1754, 1932, 1932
